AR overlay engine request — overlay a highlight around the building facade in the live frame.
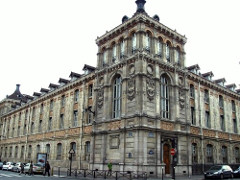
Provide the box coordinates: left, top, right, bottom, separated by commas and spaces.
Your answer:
1, 0, 240, 177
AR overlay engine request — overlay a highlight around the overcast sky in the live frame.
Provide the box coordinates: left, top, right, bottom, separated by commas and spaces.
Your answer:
0, 0, 240, 100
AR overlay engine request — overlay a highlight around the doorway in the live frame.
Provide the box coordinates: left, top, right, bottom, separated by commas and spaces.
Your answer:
163, 144, 170, 174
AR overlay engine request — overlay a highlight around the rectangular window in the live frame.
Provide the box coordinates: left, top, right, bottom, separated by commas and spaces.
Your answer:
12, 128, 14, 137
31, 122, 34, 134
73, 111, 78, 127
204, 90, 209, 103
50, 100, 54, 111
87, 107, 92, 124
205, 111, 210, 128
220, 115, 225, 131
74, 90, 79, 102
57, 144, 62, 160
25, 110, 28, 120
28, 145, 32, 159
24, 125, 27, 135
233, 119, 237, 133
32, 107, 36, 118
39, 120, 42, 132
48, 117, 52, 131
46, 144, 50, 159
59, 114, 64, 129
206, 145, 213, 163
40, 104, 44, 114
17, 126, 20, 136
232, 100, 236, 112
191, 107, 195, 125
20, 146, 24, 158
88, 84, 93, 98
9, 146, 12, 158
61, 95, 65, 107
15, 146, 18, 158
219, 96, 224, 109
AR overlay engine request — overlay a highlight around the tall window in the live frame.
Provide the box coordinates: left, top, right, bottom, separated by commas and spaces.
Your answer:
220, 115, 225, 131
74, 89, 79, 102
46, 144, 50, 159
73, 111, 78, 127
232, 100, 236, 112
59, 114, 64, 129
9, 146, 12, 158
160, 75, 170, 119
85, 141, 90, 161
205, 111, 210, 128
103, 50, 107, 65
222, 146, 227, 164
206, 144, 213, 163
132, 33, 137, 53
87, 107, 93, 124
24, 124, 27, 135
233, 119, 237, 133
113, 76, 122, 118
219, 95, 224, 109
25, 110, 28, 120
191, 107, 195, 125
15, 146, 18, 158
36, 145, 40, 154
12, 128, 14, 137
235, 147, 240, 163
28, 145, 32, 159
32, 107, 36, 118
192, 143, 197, 164
21, 146, 24, 158
175, 47, 180, 64
112, 44, 117, 62
190, 84, 195, 98
48, 117, 52, 131
40, 103, 44, 114
50, 99, 54, 111
17, 126, 20, 136
166, 42, 171, 62
31, 122, 34, 133
39, 120, 42, 132
61, 95, 65, 107
120, 39, 125, 58
56, 143, 62, 160
88, 84, 93, 98
19, 112, 22, 121
204, 90, 209, 103
70, 142, 76, 160
156, 38, 163, 57
144, 32, 150, 52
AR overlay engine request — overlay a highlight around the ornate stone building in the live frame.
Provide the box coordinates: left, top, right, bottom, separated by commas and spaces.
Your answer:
1, 0, 240, 177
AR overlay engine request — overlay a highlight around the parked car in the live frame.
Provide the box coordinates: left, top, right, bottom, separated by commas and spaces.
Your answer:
12, 162, 23, 173
0, 162, 3, 170
24, 163, 44, 174
204, 165, 233, 179
2, 162, 15, 171
233, 166, 240, 177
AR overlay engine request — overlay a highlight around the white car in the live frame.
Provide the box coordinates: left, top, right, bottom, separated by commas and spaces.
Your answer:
2, 162, 15, 171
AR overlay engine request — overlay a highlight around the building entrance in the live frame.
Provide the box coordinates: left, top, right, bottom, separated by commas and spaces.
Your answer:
163, 144, 170, 174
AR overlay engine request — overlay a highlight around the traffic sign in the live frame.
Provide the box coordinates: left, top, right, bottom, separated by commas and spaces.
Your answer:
170, 148, 175, 156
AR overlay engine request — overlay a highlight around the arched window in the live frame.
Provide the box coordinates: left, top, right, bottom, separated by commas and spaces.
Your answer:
235, 147, 240, 163
222, 146, 227, 164
206, 144, 213, 163
160, 75, 170, 119
57, 143, 62, 160
36, 144, 40, 154
9, 146, 12, 158
112, 43, 117, 62
144, 32, 150, 52
46, 144, 50, 159
103, 49, 107, 65
192, 143, 197, 164
15, 146, 18, 158
85, 141, 90, 161
28, 145, 32, 159
74, 89, 79, 102
132, 33, 137, 53
113, 76, 122, 118
166, 42, 171, 62
70, 142, 76, 160
120, 39, 125, 59
156, 38, 163, 57
175, 47, 181, 64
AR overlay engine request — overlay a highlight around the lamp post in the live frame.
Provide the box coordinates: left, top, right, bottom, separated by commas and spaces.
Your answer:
69, 148, 75, 176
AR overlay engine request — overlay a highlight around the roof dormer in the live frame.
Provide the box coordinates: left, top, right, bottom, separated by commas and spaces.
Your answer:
48, 83, 59, 91
83, 64, 96, 75
69, 72, 81, 82
202, 71, 214, 81
226, 83, 236, 91
187, 64, 200, 75
58, 78, 70, 87
214, 78, 226, 87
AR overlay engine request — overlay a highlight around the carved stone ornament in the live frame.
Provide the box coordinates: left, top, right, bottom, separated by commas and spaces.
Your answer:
97, 88, 104, 108
147, 65, 153, 75
146, 78, 155, 101
127, 78, 135, 101
129, 64, 135, 75
179, 89, 185, 109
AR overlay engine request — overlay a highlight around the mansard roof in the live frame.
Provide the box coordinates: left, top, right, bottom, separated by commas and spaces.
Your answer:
58, 78, 70, 84
7, 84, 27, 102
187, 64, 200, 71
40, 88, 49, 93
48, 83, 59, 89
69, 72, 81, 78
213, 78, 226, 84
82, 64, 96, 72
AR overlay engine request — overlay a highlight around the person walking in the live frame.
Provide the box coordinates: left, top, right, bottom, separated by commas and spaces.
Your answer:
29, 161, 33, 176
44, 161, 51, 176
19, 163, 24, 175
107, 160, 112, 176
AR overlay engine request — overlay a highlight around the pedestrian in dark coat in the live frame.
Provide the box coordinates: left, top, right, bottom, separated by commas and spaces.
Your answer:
44, 161, 51, 176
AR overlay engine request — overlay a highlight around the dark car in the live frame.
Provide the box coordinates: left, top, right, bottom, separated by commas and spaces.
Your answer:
204, 165, 233, 179
233, 166, 240, 177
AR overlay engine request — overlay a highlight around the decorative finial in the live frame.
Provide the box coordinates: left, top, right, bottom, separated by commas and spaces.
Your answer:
135, 0, 146, 13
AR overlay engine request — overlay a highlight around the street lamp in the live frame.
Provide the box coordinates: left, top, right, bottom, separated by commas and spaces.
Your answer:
68, 148, 75, 176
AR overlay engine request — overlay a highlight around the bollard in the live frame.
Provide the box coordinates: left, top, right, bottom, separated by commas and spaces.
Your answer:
129, 171, 132, 180
51, 167, 53, 176
58, 166, 60, 177
162, 167, 164, 180
75, 169, 77, 177
93, 170, 96, 178
104, 171, 106, 179
84, 169, 86, 177
115, 171, 118, 180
